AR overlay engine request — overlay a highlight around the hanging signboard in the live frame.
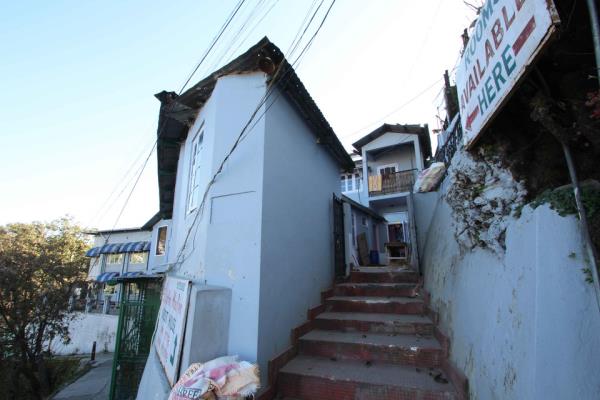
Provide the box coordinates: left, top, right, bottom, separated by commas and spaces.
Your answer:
155, 276, 192, 386
456, 0, 560, 147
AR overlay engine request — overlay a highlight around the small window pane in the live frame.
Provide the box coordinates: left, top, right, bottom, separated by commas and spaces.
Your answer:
340, 176, 346, 192
347, 175, 353, 191
355, 173, 361, 190
129, 252, 148, 264
156, 226, 168, 256
107, 254, 123, 264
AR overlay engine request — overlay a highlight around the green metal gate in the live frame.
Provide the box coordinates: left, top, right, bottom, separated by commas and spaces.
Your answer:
109, 277, 162, 400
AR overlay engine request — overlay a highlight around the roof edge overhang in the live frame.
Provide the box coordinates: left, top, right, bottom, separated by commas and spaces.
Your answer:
352, 123, 432, 160
155, 37, 354, 217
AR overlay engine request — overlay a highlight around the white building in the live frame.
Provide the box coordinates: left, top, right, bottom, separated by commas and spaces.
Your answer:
84, 215, 158, 313
341, 123, 431, 267
136, 37, 354, 397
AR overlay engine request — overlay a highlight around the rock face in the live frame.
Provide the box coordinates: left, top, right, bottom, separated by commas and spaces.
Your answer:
445, 148, 527, 255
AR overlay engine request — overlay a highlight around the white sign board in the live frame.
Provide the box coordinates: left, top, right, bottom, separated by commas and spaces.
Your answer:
456, 0, 559, 147
155, 277, 191, 386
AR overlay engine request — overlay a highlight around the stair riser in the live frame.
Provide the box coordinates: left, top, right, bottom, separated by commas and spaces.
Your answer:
299, 340, 443, 367
334, 285, 416, 297
278, 373, 457, 400
314, 318, 434, 335
350, 272, 420, 284
326, 299, 425, 315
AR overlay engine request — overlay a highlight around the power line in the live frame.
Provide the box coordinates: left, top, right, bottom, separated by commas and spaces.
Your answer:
101, 0, 248, 233
340, 77, 444, 141
86, 0, 250, 272
173, 0, 338, 268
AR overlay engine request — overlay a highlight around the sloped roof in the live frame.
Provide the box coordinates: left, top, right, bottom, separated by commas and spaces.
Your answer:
155, 37, 354, 218
341, 195, 386, 222
352, 123, 432, 160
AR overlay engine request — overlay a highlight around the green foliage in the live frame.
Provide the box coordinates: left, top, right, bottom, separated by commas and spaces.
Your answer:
529, 185, 600, 218
0, 217, 89, 399
582, 268, 594, 284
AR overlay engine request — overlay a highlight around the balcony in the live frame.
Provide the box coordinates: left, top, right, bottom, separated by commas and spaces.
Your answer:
368, 169, 416, 196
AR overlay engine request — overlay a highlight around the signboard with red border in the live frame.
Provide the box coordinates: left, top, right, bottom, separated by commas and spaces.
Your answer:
456, 0, 560, 147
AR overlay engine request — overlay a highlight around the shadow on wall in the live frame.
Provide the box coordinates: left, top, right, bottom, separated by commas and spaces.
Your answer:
414, 183, 600, 399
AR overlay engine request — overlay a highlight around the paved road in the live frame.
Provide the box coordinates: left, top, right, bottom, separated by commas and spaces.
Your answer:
53, 353, 113, 400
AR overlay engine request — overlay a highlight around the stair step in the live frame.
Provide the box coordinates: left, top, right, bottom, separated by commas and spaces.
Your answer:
278, 356, 457, 400
299, 330, 444, 367
334, 282, 418, 297
349, 269, 420, 284
326, 296, 425, 314
314, 312, 434, 335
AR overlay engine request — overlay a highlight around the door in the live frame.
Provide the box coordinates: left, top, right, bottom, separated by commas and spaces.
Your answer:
332, 194, 346, 279
109, 278, 162, 400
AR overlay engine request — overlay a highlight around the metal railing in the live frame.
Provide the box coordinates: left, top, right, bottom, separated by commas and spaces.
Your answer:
368, 169, 417, 196
434, 116, 463, 165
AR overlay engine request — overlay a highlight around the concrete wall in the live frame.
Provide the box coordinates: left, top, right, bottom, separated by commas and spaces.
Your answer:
166, 72, 267, 370
50, 313, 117, 355
415, 188, 600, 399
257, 89, 340, 384
368, 145, 417, 174
412, 191, 438, 256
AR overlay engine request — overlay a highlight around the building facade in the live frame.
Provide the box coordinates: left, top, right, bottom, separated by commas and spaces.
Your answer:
136, 38, 353, 398
341, 123, 431, 266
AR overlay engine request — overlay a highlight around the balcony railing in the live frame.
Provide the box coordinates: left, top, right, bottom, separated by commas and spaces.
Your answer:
368, 169, 417, 196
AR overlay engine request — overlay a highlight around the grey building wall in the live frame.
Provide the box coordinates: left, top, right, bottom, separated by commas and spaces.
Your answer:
414, 187, 600, 399
257, 88, 340, 384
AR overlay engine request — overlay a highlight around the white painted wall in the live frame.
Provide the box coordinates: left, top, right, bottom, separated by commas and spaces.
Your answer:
414, 189, 600, 399
368, 145, 417, 174
162, 72, 267, 372
50, 313, 117, 355
140, 72, 346, 394
257, 89, 340, 384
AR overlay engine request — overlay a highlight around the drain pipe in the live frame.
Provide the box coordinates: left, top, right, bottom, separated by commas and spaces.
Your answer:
561, 144, 600, 313
578, 0, 600, 313
530, 85, 600, 313
586, 0, 600, 82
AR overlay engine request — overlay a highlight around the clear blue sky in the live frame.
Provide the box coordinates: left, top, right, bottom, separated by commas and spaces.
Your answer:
0, 0, 476, 229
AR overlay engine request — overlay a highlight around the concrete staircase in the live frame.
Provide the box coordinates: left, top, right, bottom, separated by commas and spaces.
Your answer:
274, 266, 461, 400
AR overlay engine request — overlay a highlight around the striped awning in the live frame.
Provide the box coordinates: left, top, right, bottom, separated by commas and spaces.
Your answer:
96, 272, 120, 283
99, 243, 122, 254
121, 271, 144, 278
85, 241, 151, 257
85, 247, 102, 257
119, 241, 151, 253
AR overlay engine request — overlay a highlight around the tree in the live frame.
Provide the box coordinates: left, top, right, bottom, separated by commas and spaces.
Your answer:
0, 218, 89, 399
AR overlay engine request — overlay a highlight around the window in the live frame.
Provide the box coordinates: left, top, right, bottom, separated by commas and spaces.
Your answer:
187, 130, 204, 212
362, 216, 368, 227
106, 253, 124, 265
379, 165, 397, 176
156, 226, 168, 256
129, 252, 148, 265
341, 173, 361, 192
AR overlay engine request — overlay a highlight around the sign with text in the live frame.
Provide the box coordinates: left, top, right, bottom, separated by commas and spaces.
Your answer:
155, 276, 192, 386
456, 0, 559, 147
